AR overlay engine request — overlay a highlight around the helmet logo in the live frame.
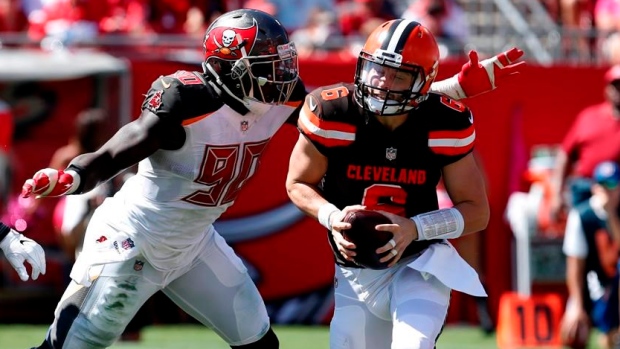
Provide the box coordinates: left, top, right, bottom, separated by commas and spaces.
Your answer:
205, 21, 258, 60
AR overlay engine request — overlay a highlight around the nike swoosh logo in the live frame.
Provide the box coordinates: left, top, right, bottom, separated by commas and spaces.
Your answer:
161, 78, 171, 89
308, 97, 317, 111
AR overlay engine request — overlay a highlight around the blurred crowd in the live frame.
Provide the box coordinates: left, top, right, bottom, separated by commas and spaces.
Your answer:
1, 0, 619, 62
540, 0, 620, 64
0, 0, 474, 59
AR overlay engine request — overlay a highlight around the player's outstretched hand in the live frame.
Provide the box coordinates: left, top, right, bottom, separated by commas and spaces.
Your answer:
22, 168, 80, 198
457, 47, 526, 98
0, 230, 46, 281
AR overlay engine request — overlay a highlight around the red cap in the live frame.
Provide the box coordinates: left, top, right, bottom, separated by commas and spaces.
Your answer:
604, 65, 620, 83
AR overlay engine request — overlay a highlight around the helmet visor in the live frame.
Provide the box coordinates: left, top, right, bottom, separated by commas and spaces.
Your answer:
246, 43, 299, 104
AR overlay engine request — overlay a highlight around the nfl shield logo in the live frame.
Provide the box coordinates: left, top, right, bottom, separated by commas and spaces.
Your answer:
240, 120, 249, 132
386, 147, 397, 161
121, 238, 135, 250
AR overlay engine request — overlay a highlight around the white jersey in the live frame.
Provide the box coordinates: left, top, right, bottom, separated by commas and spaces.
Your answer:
88, 71, 305, 272
103, 101, 297, 271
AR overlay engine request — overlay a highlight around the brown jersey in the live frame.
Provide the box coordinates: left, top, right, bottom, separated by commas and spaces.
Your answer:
297, 82, 476, 266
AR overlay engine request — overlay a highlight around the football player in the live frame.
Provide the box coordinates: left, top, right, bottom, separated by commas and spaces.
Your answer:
286, 19, 496, 349
21, 9, 524, 349
0, 221, 46, 282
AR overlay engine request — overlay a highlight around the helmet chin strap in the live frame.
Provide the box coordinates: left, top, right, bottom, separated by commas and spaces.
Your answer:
204, 62, 252, 106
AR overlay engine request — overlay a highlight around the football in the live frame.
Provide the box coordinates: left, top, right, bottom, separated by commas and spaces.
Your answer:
342, 210, 393, 269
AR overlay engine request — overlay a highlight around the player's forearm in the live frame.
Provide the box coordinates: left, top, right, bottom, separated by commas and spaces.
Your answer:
565, 256, 586, 308
286, 182, 330, 219
69, 121, 160, 193
452, 200, 490, 236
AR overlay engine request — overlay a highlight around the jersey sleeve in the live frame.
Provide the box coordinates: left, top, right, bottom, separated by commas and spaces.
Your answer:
296, 84, 357, 154
426, 94, 476, 166
140, 71, 221, 123
141, 74, 184, 120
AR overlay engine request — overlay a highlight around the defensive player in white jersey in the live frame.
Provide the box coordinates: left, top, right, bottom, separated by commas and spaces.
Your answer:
286, 20, 503, 349
0, 221, 46, 282
21, 9, 525, 349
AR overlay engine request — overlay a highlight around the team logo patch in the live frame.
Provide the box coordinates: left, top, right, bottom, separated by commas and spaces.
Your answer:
386, 147, 397, 161
204, 20, 258, 60
133, 260, 144, 271
240, 120, 249, 132
121, 238, 135, 250
146, 90, 163, 112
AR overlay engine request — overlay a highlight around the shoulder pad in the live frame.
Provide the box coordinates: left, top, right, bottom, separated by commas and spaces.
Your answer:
421, 93, 475, 156
297, 83, 358, 147
142, 71, 222, 120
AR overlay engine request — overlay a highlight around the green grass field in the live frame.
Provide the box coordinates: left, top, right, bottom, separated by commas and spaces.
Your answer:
0, 324, 604, 349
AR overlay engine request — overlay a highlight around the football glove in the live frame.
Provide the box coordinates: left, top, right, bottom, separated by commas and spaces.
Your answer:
432, 47, 526, 100
22, 168, 81, 198
0, 230, 46, 281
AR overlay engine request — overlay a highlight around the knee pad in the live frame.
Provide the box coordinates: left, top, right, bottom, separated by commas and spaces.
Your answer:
231, 327, 279, 349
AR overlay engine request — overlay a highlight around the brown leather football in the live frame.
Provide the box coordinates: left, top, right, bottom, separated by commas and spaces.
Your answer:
342, 210, 393, 269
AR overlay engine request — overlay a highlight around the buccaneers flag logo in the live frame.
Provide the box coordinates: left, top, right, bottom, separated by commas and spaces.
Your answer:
204, 20, 258, 60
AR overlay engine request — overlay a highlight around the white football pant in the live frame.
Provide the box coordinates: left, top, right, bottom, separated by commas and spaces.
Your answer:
330, 261, 451, 349
43, 230, 270, 349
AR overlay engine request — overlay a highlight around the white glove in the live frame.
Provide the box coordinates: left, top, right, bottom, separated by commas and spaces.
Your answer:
0, 230, 46, 281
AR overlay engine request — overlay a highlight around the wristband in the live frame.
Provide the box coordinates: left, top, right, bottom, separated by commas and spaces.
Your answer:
0, 222, 10, 243
65, 164, 85, 195
412, 208, 464, 240
318, 203, 340, 231
429, 76, 467, 100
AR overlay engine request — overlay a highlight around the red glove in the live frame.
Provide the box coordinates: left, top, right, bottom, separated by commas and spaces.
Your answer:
457, 47, 526, 98
22, 168, 81, 198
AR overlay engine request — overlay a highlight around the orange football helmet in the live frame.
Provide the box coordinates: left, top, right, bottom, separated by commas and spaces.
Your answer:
354, 19, 440, 116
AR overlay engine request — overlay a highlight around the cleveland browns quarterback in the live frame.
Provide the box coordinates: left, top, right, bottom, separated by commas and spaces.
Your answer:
286, 19, 495, 349
20, 8, 523, 349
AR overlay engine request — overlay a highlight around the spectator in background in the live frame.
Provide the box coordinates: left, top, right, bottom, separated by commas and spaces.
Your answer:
289, 7, 343, 57
559, 0, 595, 59
99, 0, 149, 36
560, 161, 620, 349
337, 0, 397, 37
0, 0, 28, 32
595, 0, 620, 65
602, 32, 620, 66
263, 0, 335, 33
401, 0, 470, 59
145, 0, 224, 36
594, 0, 620, 34
26, 0, 108, 44
550, 65, 620, 224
